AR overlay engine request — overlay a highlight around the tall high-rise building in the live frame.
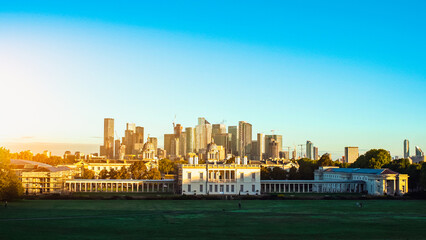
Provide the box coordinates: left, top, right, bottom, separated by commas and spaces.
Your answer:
174, 124, 183, 138
179, 131, 187, 157
195, 117, 212, 151
306, 141, 313, 159
114, 139, 121, 159
133, 126, 144, 153
228, 126, 239, 155
185, 127, 195, 153
213, 133, 230, 154
313, 146, 319, 160
404, 139, 410, 158
164, 134, 174, 156
415, 146, 424, 157
257, 133, 264, 160
147, 137, 158, 156
292, 148, 297, 159
268, 139, 279, 159
265, 135, 282, 158
126, 123, 136, 132
238, 121, 252, 157
212, 124, 226, 137
345, 147, 359, 164
100, 118, 114, 159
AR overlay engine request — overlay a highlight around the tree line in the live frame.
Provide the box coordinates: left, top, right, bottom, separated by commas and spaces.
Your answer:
0, 147, 24, 200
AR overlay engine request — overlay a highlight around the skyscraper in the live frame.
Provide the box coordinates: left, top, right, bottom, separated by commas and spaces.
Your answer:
212, 124, 226, 137
133, 126, 144, 153
238, 121, 252, 157
100, 118, 114, 159
147, 137, 158, 156
313, 146, 319, 160
404, 139, 410, 158
265, 135, 282, 158
415, 146, 424, 157
185, 127, 195, 153
228, 126, 239, 155
344, 147, 359, 164
164, 134, 174, 156
257, 133, 264, 160
306, 141, 313, 159
195, 117, 212, 151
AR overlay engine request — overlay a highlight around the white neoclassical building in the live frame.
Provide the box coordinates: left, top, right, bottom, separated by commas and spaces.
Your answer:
314, 167, 408, 196
180, 163, 261, 195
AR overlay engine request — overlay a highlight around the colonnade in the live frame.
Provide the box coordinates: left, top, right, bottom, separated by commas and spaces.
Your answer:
65, 180, 175, 193
261, 181, 365, 193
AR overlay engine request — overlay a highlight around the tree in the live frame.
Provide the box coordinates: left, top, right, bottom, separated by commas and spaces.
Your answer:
82, 169, 95, 179
159, 159, 174, 174
109, 169, 119, 179
318, 153, 333, 166
288, 166, 298, 180
145, 168, 161, 180
129, 161, 148, 179
260, 167, 271, 180
297, 158, 318, 179
99, 169, 109, 179
117, 167, 131, 179
0, 147, 23, 200
352, 149, 391, 169
420, 162, 426, 190
270, 167, 288, 180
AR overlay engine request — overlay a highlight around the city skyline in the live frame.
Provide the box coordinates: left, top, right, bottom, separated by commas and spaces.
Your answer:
1, 2, 425, 158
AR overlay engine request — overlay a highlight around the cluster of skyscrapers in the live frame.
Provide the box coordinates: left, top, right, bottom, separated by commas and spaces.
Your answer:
403, 139, 424, 163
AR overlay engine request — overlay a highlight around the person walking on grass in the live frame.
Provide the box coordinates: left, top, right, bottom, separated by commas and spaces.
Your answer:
4, 201, 7, 208
238, 201, 241, 209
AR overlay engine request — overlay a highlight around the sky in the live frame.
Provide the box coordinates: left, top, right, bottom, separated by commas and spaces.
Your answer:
0, 1, 425, 158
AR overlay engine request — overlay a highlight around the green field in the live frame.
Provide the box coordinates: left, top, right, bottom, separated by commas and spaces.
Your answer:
0, 200, 425, 240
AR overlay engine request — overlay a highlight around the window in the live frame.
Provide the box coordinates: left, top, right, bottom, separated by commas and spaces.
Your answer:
226, 185, 229, 192
231, 185, 235, 192
188, 172, 191, 180
200, 185, 203, 192
220, 185, 224, 193
209, 184, 213, 192
240, 185, 244, 192
252, 173, 256, 181
215, 185, 218, 192
252, 185, 255, 192
188, 184, 191, 192
200, 172, 204, 180
240, 173, 244, 180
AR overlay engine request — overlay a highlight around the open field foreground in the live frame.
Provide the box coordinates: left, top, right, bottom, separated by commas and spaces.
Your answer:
0, 200, 425, 240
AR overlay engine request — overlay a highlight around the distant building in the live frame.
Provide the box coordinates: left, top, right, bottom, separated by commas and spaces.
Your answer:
195, 117, 212, 152
147, 137, 158, 156
212, 124, 226, 137
164, 134, 174, 156
238, 121, 252, 157
415, 146, 424, 157
213, 133, 230, 154
279, 151, 289, 159
185, 127, 195, 153
344, 147, 359, 164
228, 126, 239, 155
313, 147, 319, 160
306, 141, 313, 159
265, 135, 282, 158
256, 133, 264, 160
268, 139, 279, 159
404, 139, 410, 158
100, 118, 114, 159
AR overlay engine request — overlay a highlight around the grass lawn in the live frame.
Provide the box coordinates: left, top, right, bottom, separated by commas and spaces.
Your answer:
0, 200, 425, 240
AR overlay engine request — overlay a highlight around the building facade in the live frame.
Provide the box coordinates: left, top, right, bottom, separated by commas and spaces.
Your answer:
180, 164, 261, 195
315, 167, 408, 196
344, 147, 359, 164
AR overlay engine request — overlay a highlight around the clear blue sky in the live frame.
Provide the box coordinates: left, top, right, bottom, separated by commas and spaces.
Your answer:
0, 1, 425, 158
